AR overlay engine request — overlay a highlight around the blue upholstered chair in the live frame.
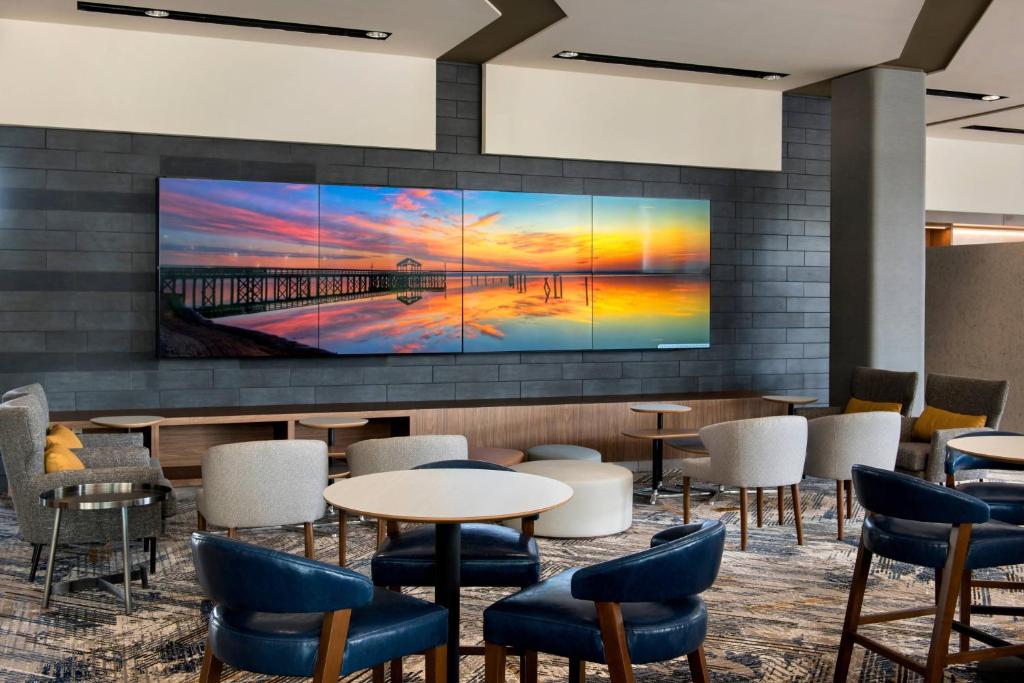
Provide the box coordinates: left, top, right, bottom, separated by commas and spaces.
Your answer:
946, 430, 1024, 524
371, 459, 541, 589
190, 533, 447, 683
834, 465, 1024, 683
482, 520, 726, 683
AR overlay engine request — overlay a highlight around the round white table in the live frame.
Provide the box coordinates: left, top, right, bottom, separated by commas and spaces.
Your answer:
89, 415, 164, 449
762, 395, 817, 416
946, 435, 1024, 464
627, 403, 692, 504
323, 469, 572, 682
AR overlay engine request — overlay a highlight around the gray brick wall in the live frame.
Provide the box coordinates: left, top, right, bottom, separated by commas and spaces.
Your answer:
0, 63, 830, 411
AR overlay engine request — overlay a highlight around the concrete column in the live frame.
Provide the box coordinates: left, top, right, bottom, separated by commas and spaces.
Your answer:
830, 67, 926, 409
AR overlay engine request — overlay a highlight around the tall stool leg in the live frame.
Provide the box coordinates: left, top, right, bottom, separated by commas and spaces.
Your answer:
959, 569, 972, 653
756, 488, 764, 528
484, 643, 506, 683
739, 488, 749, 551
836, 480, 845, 541
834, 538, 873, 681
924, 525, 972, 683
686, 646, 709, 683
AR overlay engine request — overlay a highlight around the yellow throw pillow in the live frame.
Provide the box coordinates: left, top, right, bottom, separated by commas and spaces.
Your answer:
844, 397, 902, 414
44, 444, 85, 473
46, 424, 83, 450
911, 406, 987, 442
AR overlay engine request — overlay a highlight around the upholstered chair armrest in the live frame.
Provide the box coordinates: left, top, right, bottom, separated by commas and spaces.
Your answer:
851, 464, 990, 524
649, 521, 715, 547
795, 406, 842, 419
928, 426, 994, 483
75, 446, 151, 469
30, 464, 168, 499
79, 432, 145, 448
191, 532, 374, 612
900, 416, 915, 441
572, 521, 725, 602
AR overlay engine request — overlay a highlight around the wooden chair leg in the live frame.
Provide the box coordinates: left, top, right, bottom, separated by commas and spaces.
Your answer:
833, 538, 873, 682
924, 525, 972, 683
303, 522, 315, 559
484, 642, 506, 683
686, 646, 709, 683
197, 511, 207, 532
520, 649, 538, 683
390, 657, 403, 681
596, 602, 635, 683
226, 528, 238, 539
372, 665, 385, 683
777, 486, 784, 524
568, 658, 585, 683
426, 645, 447, 683
959, 569, 971, 653
836, 480, 845, 541
312, 610, 350, 683
791, 483, 804, 546
756, 487, 764, 528
682, 476, 691, 524
739, 488, 749, 551
845, 479, 853, 518
199, 637, 224, 683
338, 512, 347, 566
934, 567, 943, 604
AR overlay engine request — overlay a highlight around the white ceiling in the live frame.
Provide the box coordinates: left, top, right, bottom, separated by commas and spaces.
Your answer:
0, 0, 500, 58
927, 0, 1024, 143
489, 0, 925, 91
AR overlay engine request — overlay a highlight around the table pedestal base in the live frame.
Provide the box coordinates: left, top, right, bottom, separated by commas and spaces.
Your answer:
435, 522, 461, 683
49, 567, 149, 601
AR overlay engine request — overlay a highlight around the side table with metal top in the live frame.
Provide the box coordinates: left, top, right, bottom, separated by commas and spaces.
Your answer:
625, 403, 693, 504
39, 482, 171, 615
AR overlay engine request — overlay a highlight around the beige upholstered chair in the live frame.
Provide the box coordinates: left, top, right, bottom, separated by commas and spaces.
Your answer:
804, 412, 901, 539
338, 435, 468, 564
197, 440, 327, 559
679, 416, 808, 550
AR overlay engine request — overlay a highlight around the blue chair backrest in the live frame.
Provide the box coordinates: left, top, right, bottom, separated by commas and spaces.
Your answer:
851, 465, 990, 525
945, 431, 1024, 475
571, 520, 725, 603
191, 532, 374, 613
414, 459, 513, 472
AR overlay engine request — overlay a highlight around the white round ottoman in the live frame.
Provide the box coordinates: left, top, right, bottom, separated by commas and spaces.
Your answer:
508, 460, 633, 538
526, 444, 602, 462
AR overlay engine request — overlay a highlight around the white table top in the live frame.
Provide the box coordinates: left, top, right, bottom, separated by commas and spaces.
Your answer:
323, 469, 573, 523
629, 402, 691, 414
90, 415, 164, 429
761, 395, 817, 405
299, 416, 369, 429
947, 435, 1024, 464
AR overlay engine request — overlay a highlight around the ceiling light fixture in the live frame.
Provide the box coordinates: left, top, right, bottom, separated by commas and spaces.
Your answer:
927, 88, 1007, 102
552, 50, 788, 81
76, 2, 390, 40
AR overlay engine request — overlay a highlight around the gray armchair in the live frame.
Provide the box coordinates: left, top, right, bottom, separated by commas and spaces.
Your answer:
0, 394, 174, 583
798, 366, 919, 419
896, 373, 1009, 482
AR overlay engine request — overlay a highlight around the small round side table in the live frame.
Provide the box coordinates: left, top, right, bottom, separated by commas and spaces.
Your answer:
39, 482, 170, 615
89, 415, 164, 450
762, 395, 817, 416
625, 403, 694, 505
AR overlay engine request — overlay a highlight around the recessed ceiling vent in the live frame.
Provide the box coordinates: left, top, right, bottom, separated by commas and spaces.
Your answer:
552, 51, 787, 81
962, 124, 1024, 135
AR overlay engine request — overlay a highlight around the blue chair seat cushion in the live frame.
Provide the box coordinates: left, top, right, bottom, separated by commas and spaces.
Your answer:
863, 515, 1024, 570
956, 482, 1024, 525
483, 569, 707, 665
207, 587, 446, 676
372, 523, 540, 588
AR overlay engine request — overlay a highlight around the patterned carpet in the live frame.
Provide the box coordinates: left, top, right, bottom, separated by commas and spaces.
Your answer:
1, 473, 1022, 682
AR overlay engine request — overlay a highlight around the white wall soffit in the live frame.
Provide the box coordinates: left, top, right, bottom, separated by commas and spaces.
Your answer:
926, 137, 1024, 215
483, 64, 782, 170
0, 19, 436, 149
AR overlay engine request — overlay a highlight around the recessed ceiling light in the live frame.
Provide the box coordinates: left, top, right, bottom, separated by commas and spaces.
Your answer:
144, 9, 169, 18
551, 50, 788, 81
927, 88, 1007, 102
981, 94, 1003, 101
365, 31, 389, 40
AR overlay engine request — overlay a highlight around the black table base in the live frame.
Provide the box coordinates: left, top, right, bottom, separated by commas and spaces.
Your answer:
434, 522, 461, 683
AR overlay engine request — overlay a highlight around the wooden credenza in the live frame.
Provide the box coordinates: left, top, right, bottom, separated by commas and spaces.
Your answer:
53, 392, 785, 483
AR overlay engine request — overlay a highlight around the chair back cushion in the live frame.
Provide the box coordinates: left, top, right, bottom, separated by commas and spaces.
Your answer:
414, 459, 511, 472
46, 424, 83, 449
347, 435, 468, 477
844, 397, 901, 414
805, 412, 901, 480
850, 367, 918, 417
191, 532, 373, 612
946, 431, 1024, 475
698, 416, 807, 488
2, 383, 49, 424
911, 405, 986, 442
925, 373, 1009, 428
851, 464, 989, 524
45, 444, 85, 473
571, 520, 725, 603
200, 440, 327, 528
